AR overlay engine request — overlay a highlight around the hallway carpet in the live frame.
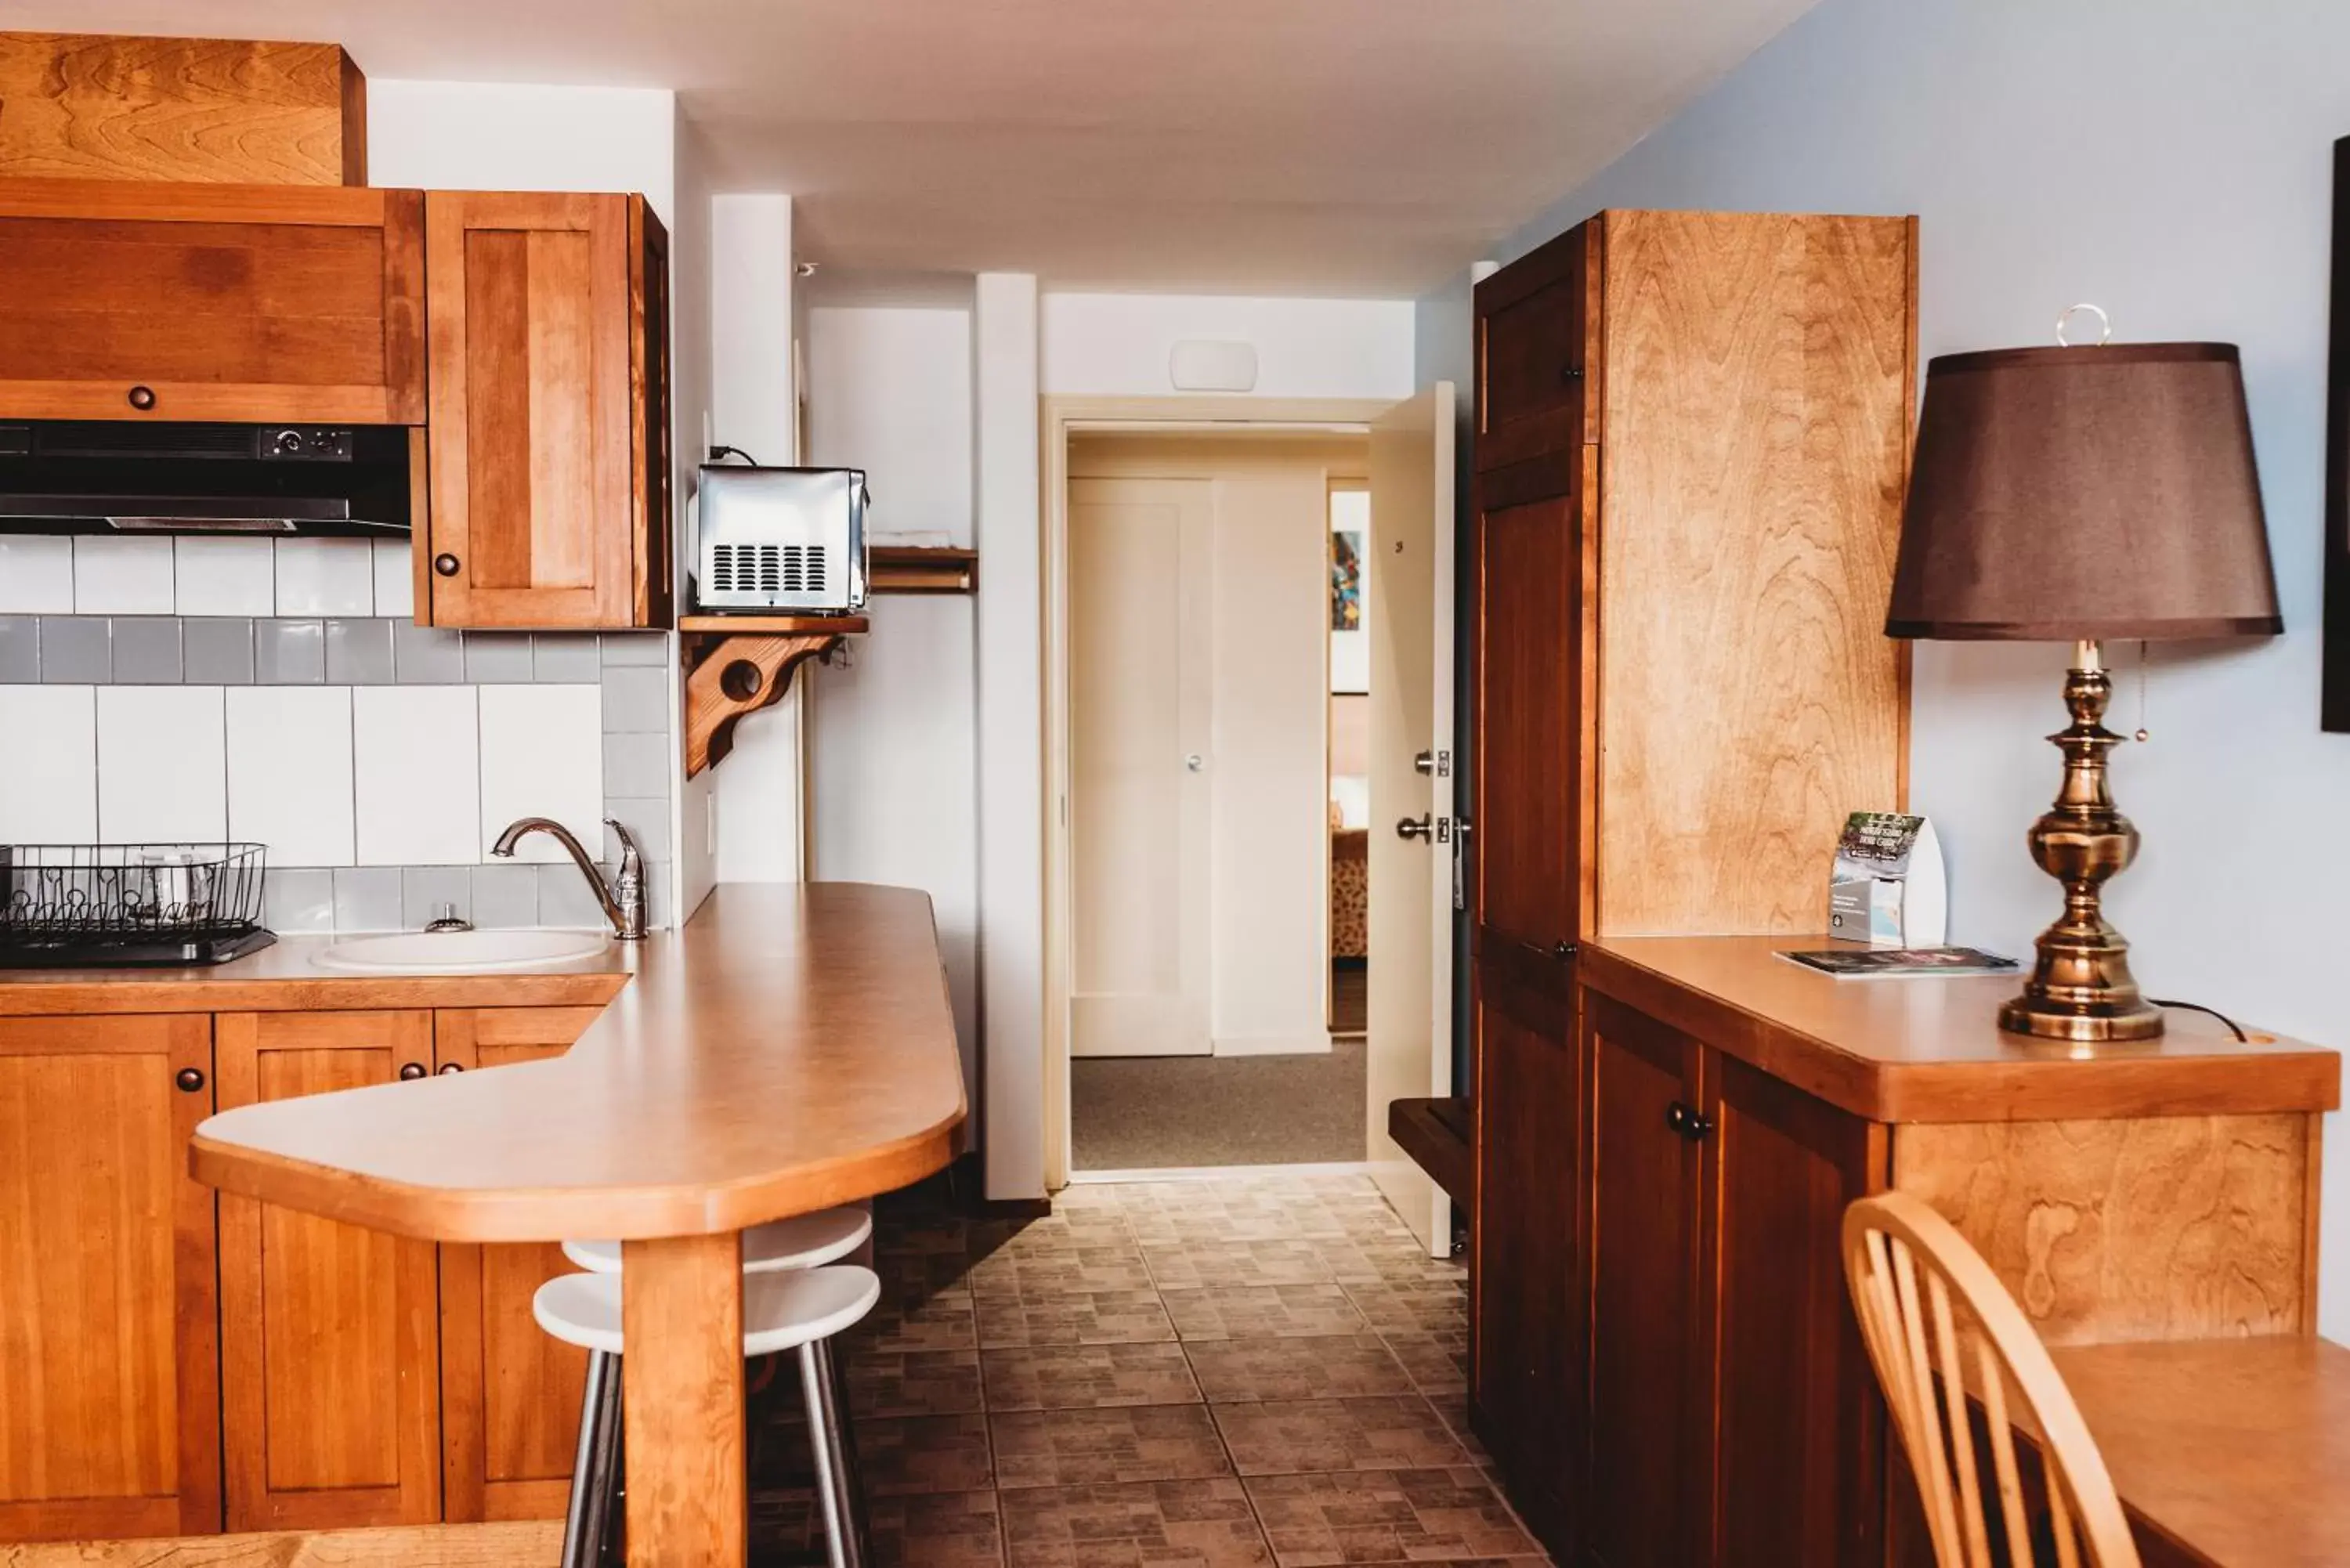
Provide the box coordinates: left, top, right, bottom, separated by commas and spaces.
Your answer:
1070, 1039, 1365, 1170
747, 1171, 1549, 1566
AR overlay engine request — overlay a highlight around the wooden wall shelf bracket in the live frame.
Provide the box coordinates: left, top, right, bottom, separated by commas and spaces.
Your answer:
681, 616, 868, 777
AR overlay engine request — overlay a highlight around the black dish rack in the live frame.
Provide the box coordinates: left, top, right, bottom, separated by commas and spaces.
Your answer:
0, 843, 277, 966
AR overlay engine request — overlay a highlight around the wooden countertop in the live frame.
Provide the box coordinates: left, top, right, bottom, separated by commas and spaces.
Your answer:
1582, 935, 2338, 1123
81, 883, 966, 1242
2051, 1336, 2350, 1566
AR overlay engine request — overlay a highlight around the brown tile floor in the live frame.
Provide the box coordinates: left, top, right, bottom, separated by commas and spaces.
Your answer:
747, 1172, 1549, 1567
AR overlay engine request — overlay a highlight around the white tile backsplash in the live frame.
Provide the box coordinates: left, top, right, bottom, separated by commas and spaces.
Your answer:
96, 686, 226, 841
0, 685, 97, 841
477, 685, 603, 862
352, 685, 479, 865
174, 537, 277, 617
372, 540, 414, 619
227, 687, 356, 866
73, 537, 176, 616
0, 537, 74, 614
275, 539, 375, 617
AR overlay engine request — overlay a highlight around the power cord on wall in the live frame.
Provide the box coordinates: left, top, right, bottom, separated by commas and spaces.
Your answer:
2146, 999, 2248, 1042
707, 444, 761, 465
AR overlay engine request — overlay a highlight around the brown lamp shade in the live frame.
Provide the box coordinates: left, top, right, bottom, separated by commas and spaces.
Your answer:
1886, 343, 2281, 641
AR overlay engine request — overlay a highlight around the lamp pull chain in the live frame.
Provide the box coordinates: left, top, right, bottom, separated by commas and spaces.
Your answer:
2135, 638, 2150, 742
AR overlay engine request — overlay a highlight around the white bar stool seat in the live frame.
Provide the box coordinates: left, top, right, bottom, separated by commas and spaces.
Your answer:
532, 1264, 880, 1358
559, 1205, 872, 1276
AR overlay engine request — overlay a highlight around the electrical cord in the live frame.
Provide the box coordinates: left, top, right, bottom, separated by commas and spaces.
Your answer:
2146, 999, 2247, 1042
707, 444, 760, 465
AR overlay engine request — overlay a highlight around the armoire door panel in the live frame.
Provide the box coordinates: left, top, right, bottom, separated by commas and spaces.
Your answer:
1473, 484, 1582, 966
0, 1013, 220, 1541
1703, 1053, 1883, 1568
1469, 962, 1581, 1545
216, 1010, 440, 1533
1584, 995, 1705, 1568
436, 1007, 601, 1522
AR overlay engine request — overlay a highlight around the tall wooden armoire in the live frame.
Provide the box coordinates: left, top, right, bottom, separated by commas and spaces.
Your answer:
1467, 210, 1916, 1555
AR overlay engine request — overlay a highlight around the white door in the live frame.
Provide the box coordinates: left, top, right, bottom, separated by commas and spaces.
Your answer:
1366, 383, 1457, 1255
1068, 476, 1213, 1057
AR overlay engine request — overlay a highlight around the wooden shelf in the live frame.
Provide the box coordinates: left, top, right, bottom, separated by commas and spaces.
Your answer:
679, 618, 867, 778
1388, 1095, 1473, 1209
678, 614, 869, 635
871, 546, 978, 595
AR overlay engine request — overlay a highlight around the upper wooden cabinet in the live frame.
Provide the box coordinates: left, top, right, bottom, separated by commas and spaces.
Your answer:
0, 1014, 221, 1543
0, 179, 423, 423
420, 190, 673, 629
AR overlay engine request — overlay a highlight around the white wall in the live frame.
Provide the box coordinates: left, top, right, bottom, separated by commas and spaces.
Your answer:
1043, 294, 1416, 399
367, 81, 676, 223
706, 194, 809, 892
975, 273, 1044, 1198
805, 301, 983, 1117
1478, 0, 2350, 1334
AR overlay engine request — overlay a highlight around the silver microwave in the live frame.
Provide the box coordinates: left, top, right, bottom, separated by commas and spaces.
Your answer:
692, 464, 869, 612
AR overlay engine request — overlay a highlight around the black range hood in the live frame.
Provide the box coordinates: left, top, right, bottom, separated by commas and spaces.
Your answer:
0, 421, 413, 538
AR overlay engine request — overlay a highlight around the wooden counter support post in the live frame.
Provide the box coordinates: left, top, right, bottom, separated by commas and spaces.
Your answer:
621, 1231, 747, 1568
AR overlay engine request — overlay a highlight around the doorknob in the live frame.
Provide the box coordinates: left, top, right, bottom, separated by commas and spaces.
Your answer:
1414, 749, 1452, 778
1397, 815, 1434, 841
1184, 754, 1205, 772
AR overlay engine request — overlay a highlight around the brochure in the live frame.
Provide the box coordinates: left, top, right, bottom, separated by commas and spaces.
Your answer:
1776, 945, 2019, 980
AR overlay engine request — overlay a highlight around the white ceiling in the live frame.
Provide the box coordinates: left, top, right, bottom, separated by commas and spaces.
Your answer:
14, 1, 1818, 294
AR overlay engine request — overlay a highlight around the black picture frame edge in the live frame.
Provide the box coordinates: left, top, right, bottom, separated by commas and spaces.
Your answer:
2320, 135, 2350, 730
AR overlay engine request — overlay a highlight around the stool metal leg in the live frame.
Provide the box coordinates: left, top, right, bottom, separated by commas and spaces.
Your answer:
562, 1349, 620, 1568
799, 1337, 871, 1568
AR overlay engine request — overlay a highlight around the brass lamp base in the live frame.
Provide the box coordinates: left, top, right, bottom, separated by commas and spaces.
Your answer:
2000, 641, 2164, 1043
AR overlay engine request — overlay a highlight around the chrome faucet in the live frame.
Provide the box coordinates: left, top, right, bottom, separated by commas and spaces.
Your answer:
492, 816, 648, 940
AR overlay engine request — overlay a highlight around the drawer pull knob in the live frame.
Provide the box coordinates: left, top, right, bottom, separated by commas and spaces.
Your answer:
433, 553, 461, 577
1553, 941, 1578, 961
438, 1062, 465, 1075
174, 1067, 206, 1093
399, 1062, 427, 1081
128, 385, 157, 410
1665, 1101, 1712, 1141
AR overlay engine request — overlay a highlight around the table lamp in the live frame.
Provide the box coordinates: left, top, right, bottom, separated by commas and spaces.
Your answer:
1885, 329, 2280, 1041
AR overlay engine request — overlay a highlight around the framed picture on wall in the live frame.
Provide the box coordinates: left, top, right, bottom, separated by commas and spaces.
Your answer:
2323, 134, 2350, 729
1330, 523, 1367, 693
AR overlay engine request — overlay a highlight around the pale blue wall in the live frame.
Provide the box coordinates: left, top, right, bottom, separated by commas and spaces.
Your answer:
1425, 0, 2350, 1333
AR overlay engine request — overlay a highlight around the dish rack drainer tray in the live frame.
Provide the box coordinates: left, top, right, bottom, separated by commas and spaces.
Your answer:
0, 842, 275, 966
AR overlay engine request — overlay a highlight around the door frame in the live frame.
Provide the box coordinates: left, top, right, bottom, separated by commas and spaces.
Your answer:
1040, 395, 1397, 1190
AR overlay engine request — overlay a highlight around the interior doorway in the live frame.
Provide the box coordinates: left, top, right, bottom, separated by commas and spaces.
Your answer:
1042, 393, 1457, 1257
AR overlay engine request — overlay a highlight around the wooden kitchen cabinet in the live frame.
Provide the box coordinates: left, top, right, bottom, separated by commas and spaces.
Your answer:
0, 179, 425, 424
420, 190, 673, 629
0, 1014, 221, 1542
435, 1006, 603, 1522
214, 1010, 443, 1533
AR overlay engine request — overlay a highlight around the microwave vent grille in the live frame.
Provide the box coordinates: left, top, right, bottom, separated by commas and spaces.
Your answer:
710, 542, 826, 596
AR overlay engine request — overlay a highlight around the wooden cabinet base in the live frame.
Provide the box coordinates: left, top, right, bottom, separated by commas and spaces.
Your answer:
0, 1519, 559, 1566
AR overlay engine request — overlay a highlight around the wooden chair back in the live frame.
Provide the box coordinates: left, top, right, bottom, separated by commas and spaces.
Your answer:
1842, 1191, 2141, 1568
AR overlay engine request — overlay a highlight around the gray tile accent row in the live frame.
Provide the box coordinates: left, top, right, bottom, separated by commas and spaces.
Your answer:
262, 859, 674, 934
9, 617, 675, 689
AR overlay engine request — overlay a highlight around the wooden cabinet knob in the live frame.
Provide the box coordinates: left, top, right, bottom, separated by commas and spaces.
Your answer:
399, 1062, 427, 1081
433, 553, 461, 577
127, 384, 157, 410
174, 1066, 206, 1093
438, 1062, 465, 1075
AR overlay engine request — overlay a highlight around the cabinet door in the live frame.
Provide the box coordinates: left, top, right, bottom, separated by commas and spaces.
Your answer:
0, 179, 424, 423
1470, 952, 1582, 1548
216, 1010, 441, 1532
1583, 994, 1705, 1568
423, 190, 646, 628
1701, 1054, 1883, 1568
437, 1006, 604, 1522
1474, 218, 1598, 471
0, 1014, 220, 1541
1470, 455, 1591, 970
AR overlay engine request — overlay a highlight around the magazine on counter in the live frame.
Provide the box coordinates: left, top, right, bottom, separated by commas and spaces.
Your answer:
1776, 945, 2019, 980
